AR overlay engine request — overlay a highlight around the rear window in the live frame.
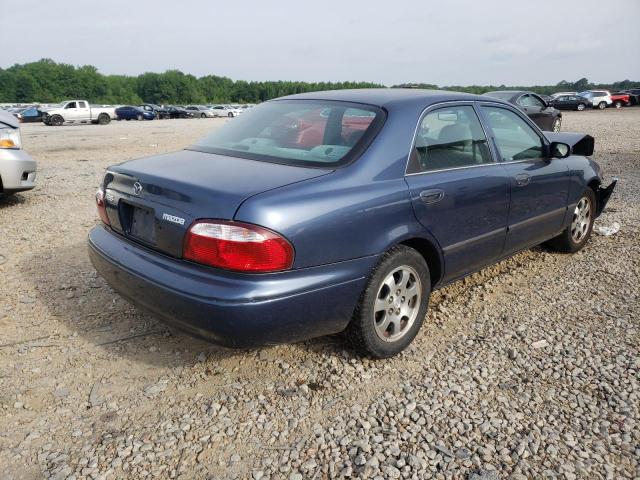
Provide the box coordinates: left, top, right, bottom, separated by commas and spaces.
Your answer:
191, 100, 385, 167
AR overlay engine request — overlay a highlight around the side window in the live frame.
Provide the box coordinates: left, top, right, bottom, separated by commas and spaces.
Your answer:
516, 94, 529, 106
407, 105, 492, 174
66, 102, 77, 109
482, 106, 543, 161
78, 101, 87, 108
529, 95, 545, 108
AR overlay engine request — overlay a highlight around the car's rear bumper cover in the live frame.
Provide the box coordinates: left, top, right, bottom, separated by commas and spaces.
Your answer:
88, 226, 375, 347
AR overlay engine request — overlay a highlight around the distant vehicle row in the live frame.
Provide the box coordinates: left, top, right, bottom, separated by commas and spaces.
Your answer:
0, 101, 255, 126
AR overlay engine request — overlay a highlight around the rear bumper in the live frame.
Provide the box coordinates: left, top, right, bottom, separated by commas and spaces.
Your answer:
0, 149, 37, 192
88, 226, 376, 347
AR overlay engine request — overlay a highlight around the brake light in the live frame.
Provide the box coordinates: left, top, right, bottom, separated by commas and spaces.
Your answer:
183, 220, 294, 273
95, 188, 110, 225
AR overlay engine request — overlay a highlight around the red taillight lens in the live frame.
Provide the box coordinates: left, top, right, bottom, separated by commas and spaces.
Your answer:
183, 220, 294, 273
95, 188, 110, 225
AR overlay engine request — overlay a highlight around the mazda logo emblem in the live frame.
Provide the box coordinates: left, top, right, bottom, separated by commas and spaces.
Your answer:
133, 182, 143, 196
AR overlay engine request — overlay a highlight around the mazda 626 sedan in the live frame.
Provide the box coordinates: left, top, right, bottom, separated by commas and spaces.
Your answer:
88, 89, 616, 358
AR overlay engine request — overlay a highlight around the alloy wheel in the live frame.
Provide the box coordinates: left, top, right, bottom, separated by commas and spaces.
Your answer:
373, 265, 422, 342
571, 197, 591, 243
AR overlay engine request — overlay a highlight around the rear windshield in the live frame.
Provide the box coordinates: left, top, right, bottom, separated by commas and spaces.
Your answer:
191, 100, 385, 167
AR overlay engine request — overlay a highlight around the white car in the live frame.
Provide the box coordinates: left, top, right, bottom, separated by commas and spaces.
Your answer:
578, 90, 612, 110
0, 109, 36, 196
209, 105, 242, 118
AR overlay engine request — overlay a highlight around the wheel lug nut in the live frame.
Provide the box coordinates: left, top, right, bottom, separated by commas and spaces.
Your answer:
396, 289, 401, 295
395, 308, 400, 315
388, 308, 394, 314
389, 296, 393, 303
401, 296, 406, 303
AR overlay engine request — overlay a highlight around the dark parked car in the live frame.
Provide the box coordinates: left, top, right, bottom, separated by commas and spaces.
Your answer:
140, 104, 170, 119
622, 89, 640, 106
89, 89, 616, 357
483, 91, 562, 132
115, 106, 155, 121
166, 106, 195, 119
549, 95, 592, 111
12, 106, 46, 123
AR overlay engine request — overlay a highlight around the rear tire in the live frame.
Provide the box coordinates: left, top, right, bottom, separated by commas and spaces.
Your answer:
577, 103, 586, 111
137, 114, 143, 121
201, 113, 206, 118
346, 246, 431, 358
598, 101, 607, 110
614, 101, 622, 109
228, 112, 234, 117
97, 113, 110, 125
545, 189, 596, 253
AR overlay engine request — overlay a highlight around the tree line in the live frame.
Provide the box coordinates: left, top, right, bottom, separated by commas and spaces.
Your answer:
1, 59, 638, 105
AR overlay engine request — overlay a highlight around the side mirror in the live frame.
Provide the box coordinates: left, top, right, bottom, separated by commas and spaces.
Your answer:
550, 142, 571, 159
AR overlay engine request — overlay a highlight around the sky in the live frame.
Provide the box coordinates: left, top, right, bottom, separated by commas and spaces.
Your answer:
2, 0, 639, 86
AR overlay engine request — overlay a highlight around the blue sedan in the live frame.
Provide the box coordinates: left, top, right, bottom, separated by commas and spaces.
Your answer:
89, 89, 616, 357
115, 105, 155, 121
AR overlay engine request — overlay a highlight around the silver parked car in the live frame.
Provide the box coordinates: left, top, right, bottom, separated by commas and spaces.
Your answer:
0, 110, 37, 196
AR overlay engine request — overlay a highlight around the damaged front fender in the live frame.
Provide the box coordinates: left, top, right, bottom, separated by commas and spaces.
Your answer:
596, 178, 617, 216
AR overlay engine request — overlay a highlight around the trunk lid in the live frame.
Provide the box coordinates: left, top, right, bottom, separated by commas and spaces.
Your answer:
103, 149, 332, 257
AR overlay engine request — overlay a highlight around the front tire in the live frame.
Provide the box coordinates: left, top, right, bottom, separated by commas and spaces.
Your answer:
201, 113, 207, 118
545, 189, 596, 253
598, 101, 607, 110
50, 115, 64, 127
228, 112, 234, 117
346, 246, 431, 358
137, 114, 143, 121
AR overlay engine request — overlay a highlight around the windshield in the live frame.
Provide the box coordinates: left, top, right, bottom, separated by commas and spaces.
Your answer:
191, 100, 385, 167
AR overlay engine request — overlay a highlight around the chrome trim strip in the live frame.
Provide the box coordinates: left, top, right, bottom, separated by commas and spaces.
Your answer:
508, 206, 567, 232
442, 227, 506, 254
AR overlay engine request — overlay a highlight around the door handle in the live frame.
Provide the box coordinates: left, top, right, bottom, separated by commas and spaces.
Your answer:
419, 189, 445, 204
515, 174, 531, 187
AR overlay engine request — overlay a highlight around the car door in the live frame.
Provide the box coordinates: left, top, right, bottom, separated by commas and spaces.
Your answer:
404, 103, 510, 282
517, 94, 551, 130
64, 101, 82, 122
479, 103, 570, 254
76, 101, 91, 121
555, 95, 569, 110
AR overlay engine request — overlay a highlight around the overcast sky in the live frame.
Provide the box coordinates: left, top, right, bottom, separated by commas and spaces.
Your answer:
3, 0, 639, 86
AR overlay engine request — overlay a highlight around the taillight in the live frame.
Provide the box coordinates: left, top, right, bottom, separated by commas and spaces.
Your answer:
183, 220, 294, 273
95, 188, 110, 225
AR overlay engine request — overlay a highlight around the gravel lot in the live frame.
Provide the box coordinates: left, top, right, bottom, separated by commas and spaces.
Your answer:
1, 111, 638, 480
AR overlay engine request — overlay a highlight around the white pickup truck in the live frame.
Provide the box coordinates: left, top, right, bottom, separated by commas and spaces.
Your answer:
43, 100, 116, 126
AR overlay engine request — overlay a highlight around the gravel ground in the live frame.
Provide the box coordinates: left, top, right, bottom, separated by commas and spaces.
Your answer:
0, 111, 638, 480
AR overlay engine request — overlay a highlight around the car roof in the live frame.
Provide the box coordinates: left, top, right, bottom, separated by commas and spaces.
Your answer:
276, 88, 492, 108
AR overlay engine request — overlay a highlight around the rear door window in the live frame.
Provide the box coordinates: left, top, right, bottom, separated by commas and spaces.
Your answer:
407, 105, 492, 173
